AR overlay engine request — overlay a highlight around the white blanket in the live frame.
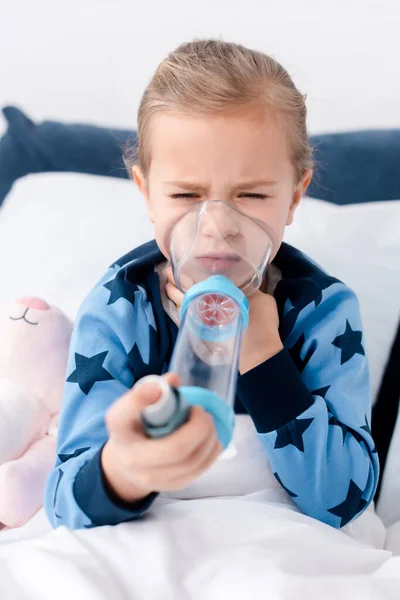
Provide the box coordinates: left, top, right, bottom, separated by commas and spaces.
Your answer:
1, 416, 399, 599
1, 496, 400, 600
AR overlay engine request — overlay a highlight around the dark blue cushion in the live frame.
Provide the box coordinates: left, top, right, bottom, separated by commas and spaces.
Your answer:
1, 105, 400, 207
307, 130, 400, 204
0, 106, 135, 207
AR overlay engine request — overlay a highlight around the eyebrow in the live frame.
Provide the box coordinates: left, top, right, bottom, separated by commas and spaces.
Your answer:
236, 179, 279, 188
163, 179, 279, 189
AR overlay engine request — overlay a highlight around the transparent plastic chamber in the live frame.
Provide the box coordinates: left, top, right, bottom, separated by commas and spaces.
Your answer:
166, 200, 273, 409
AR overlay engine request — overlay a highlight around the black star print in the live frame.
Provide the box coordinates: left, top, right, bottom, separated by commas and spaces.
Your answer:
103, 269, 139, 306
360, 415, 371, 435
274, 417, 314, 452
288, 334, 317, 374
311, 386, 331, 399
329, 416, 351, 444
128, 325, 163, 379
272, 243, 339, 337
67, 351, 114, 395
58, 447, 91, 463
327, 480, 367, 527
332, 320, 365, 365
273, 472, 298, 497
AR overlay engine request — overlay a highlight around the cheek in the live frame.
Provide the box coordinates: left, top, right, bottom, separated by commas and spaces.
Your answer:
272, 203, 291, 234
151, 202, 187, 259
153, 219, 171, 258
248, 199, 290, 251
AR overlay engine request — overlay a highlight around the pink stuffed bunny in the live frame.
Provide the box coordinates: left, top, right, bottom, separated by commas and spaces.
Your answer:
0, 297, 72, 528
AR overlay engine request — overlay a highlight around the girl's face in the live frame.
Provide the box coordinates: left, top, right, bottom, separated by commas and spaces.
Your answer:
133, 109, 312, 262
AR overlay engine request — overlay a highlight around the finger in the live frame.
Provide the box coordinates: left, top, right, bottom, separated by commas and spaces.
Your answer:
106, 378, 165, 441
134, 406, 215, 467
162, 372, 180, 389
164, 264, 175, 284
159, 427, 220, 481
164, 265, 183, 306
164, 265, 182, 292
165, 282, 184, 307
132, 425, 218, 490
160, 439, 222, 491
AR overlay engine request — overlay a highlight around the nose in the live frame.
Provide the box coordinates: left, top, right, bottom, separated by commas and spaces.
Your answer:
16, 297, 50, 311
199, 201, 239, 239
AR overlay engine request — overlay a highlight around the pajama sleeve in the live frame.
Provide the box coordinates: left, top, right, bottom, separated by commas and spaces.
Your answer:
44, 267, 159, 530
236, 282, 379, 528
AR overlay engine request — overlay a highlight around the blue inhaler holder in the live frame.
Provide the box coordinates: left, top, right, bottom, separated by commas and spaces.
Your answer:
141, 382, 235, 449
180, 275, 249, 341
142, 276, 249, 447
179, 385, 235, 449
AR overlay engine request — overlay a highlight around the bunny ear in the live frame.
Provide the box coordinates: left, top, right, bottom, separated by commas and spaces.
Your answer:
15, 297, 50, 311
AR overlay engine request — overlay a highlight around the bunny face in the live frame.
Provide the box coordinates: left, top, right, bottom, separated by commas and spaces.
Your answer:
0, 297, 73, 415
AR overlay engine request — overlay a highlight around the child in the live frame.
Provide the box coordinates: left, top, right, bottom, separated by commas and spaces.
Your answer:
45, 39, 378, 530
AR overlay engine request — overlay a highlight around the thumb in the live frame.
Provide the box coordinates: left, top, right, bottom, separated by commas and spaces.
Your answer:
132, 376, 166, 409
105, 374, 180, 442
133, 373, 181, 408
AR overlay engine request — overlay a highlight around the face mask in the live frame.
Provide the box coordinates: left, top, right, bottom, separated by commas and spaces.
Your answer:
165, 200, 273, 297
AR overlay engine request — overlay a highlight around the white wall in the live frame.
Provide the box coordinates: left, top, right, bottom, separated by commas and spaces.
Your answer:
1, 0, 399, 135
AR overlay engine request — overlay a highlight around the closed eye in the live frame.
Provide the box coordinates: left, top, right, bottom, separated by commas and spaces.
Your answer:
170, 193, 201, 199
238, 193, 269, 200
171, 192, 269, 201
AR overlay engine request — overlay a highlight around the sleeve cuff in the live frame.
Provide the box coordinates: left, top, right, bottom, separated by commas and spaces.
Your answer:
237, 348, 314, 433
73, 446, 158, 526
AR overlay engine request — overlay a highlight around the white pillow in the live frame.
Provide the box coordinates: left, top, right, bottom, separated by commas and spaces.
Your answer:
0, 176, 398, 405
0, 174, 153, 318
284, 197, 400, 405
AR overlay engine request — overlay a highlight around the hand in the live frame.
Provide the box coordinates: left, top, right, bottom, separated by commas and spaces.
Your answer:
164, 265, 184, 307
164, 266, 283, 374
238, 290, 283, 373
101, 372, 222, 504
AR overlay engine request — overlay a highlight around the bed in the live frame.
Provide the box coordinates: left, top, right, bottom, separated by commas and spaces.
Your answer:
0, 108, 399, 598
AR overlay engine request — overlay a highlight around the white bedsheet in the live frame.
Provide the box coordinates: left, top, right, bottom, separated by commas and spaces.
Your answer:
1, 495, 400, 600
0, 415, 399, 600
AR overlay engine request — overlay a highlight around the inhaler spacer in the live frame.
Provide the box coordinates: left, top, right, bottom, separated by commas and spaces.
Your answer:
142, 201, 273, 452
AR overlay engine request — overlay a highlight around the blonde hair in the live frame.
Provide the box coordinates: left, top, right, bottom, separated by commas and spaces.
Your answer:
125, 39, 314, 182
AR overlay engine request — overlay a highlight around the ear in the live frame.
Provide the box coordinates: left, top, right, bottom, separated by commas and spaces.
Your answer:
286, 169, 313, 226
132, 165, 154, 222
